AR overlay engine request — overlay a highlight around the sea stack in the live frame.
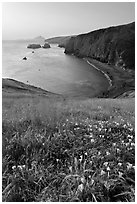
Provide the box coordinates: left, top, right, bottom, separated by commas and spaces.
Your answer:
23, 57, 27, 60
27, 44, 41, 49
42, 43, 50, 48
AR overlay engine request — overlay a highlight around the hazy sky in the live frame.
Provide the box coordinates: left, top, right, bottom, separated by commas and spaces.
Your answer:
2, 2, 135, 40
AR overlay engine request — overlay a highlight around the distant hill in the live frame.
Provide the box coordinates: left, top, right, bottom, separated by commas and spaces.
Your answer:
45, 36, 76, 47
65, 22, 135, 70
32, 36, 45, 43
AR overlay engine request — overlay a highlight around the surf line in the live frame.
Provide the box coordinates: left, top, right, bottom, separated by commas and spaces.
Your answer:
83, 58, 112, 88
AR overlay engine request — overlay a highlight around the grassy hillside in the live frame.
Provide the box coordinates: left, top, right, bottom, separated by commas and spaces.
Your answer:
2, 78, 60, 98
2, 93, 135, 202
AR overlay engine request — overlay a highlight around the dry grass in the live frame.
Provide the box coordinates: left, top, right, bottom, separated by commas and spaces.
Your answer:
2, 96, 135, 202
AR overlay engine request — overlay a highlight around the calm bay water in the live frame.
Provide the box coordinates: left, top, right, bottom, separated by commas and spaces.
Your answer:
2, 40, 109, 97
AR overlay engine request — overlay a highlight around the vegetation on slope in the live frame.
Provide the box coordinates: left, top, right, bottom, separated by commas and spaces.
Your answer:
2, 78, 59, 98
65, 22, 135, 70
2, 96, 135, 202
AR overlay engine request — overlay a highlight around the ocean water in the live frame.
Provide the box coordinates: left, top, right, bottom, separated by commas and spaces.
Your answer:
2, 40, 109, 97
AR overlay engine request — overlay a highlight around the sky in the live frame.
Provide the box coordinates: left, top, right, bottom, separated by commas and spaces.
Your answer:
2, 2, 135, 40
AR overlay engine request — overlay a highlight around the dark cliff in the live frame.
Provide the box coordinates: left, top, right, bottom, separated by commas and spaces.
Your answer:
45, 36, 76, 47
65, 22, 135, 70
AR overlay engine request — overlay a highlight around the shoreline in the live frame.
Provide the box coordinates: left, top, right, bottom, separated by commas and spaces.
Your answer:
84, 57, 135, 98
83, 58, 112, 89
2, 55, 134, 99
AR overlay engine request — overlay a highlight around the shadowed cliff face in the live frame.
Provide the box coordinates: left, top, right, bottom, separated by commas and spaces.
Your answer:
65, 22, 135, 70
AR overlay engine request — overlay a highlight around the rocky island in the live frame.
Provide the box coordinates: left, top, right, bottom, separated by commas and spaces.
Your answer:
42, 42, 50, 48
27, 44, 41, 49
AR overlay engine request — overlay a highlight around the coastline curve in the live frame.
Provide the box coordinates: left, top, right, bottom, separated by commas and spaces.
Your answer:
83, 58, 112, 89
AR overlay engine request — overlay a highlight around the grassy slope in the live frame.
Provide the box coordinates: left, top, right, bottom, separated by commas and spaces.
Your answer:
2, 93, 135, 202
2, 78, 57, 96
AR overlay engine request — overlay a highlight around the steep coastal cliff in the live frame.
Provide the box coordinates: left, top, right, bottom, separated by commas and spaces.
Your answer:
45, 36, 76, 47
65, 22, 135, 70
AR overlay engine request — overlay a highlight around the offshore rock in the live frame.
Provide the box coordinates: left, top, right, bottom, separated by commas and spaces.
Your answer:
42, 43, 50, 48
23, 57, 27, 60
27, 44, 41, 49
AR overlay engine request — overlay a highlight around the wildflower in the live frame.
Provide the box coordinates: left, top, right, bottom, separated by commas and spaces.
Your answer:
128, 139, 132, 143
78, 184, 84, 192
18, 165, 24, 170
91, 179, 94, 185
74, 157, 78, 168
12, 165, 16, 170
100, 170, 106, 176
113, 143, 116, 146
118, 171, 123, 177
56, 159, 59, 162
69, 166, 72, 172
88, 124, 92, 128
108, 128, 111, 132
106, 166, 110, 171
106, 151, 110, 155
98, 151, 101, 156
125, 143, 129, 146
79, 155, 83, 162
127, 162, 133, 170
128, 135, 133, 139
116, 148, 120, 153
103, 162, 108, 167
90, 161, 93, 165
129, 127, 133, 131
91, 139, 95, 143
118, 162, 122, 167
128, 147, 133, 150
81, 177, 86, 184
89, 133, 93, 138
